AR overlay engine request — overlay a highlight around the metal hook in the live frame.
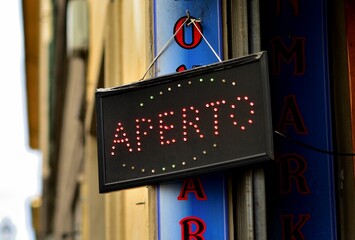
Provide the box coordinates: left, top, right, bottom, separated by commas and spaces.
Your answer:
185, 9, 202, 27
186, 9, 191, 21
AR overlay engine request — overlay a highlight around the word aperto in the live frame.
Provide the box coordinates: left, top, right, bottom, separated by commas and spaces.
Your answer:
110, 96, 255, 155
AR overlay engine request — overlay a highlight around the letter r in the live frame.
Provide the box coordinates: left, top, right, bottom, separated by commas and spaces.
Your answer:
180, 217, 206, 240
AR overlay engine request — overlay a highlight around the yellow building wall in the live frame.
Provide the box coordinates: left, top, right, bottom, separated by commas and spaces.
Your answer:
84, 0, 154, 239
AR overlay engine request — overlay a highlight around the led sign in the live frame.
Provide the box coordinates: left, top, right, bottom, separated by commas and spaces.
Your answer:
96, 52, 273, 193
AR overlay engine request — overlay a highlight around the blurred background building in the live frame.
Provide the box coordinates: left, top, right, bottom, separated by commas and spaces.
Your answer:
0, 218, 17, 240
21, 0, 355, 239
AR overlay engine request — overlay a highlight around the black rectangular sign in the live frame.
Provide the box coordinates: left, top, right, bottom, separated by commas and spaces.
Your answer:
96, 52, 273, 193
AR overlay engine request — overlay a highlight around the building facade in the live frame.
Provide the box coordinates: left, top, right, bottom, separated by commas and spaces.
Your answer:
22, 0, 355, 239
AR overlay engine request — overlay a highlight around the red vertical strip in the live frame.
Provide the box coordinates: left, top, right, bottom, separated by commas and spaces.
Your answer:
345, 0, 355, 184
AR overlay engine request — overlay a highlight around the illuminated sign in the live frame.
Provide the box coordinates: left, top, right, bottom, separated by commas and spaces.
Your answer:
96, 52, 273, 193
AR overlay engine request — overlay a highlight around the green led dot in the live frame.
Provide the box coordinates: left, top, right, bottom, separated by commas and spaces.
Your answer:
210, 78, 214, 82
140, 103, 144, 107
150, 96, 154, 100
200, 78, 203, 82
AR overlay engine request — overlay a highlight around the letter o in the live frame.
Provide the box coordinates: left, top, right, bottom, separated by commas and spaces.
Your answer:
174, 16, 203, 49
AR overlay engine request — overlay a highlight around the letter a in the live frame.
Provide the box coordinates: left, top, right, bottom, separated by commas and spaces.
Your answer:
278, 95, 307, 134
178, 178, 207, 200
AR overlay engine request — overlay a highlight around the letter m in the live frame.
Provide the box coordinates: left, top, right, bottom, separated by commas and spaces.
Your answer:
271, 36, 305, 76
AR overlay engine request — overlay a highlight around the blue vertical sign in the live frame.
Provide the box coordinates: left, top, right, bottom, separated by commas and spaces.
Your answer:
158, 173, 228, 239
154, 1, 228, 239
154, 0, 223, 75
261, 0, 338, 239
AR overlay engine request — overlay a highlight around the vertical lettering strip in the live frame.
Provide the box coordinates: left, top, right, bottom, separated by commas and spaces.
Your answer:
154, 1, 228, 240
262, 0, 337, 239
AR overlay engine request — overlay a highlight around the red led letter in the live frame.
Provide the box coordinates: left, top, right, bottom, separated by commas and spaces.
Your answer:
182, 106, 204, 142
135, 118, 153, 152
180, 217, 206, 240
205, 100, 226, 136
230, 96, 255, 131
159, 111, 177, 145
177, 178, 207, 201
111, 122, 133, 155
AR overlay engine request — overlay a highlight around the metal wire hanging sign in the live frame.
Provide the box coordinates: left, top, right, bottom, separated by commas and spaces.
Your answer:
140, 10, 222, 81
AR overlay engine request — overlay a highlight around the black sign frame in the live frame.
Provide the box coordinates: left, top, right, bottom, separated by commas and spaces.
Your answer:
96, 52, 273, 193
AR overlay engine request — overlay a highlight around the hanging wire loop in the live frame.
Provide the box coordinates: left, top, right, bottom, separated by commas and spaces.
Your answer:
139, 15, 189, 81
140, 9, 222, 81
